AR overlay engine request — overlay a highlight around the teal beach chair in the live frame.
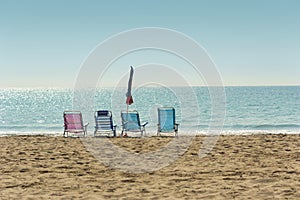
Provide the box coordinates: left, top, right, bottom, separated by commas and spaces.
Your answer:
94, 110, 117, 137
63, 111, 89, 137
121, 110, 148, 137
157, 107, 179, 137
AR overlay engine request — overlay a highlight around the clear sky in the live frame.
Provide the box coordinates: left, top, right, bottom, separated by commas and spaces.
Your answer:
0, 0, 299, 88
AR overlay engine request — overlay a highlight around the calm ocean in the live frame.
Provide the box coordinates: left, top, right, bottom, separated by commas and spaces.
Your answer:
0, 86, 299, 136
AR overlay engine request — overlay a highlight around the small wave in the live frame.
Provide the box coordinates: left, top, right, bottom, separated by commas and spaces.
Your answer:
0, 125, 63, 131
221, 129, 300, 135
0, 131, 62, 137
228, 124, 300, 130
254, 124, 300, 129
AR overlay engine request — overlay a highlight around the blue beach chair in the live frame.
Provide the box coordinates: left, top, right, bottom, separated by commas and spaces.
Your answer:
94, 110, 117, 137
157, 107, 179, 137
121, 110, 148, 137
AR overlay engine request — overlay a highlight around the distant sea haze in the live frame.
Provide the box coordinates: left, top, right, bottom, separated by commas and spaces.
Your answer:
0, 86, 299, 136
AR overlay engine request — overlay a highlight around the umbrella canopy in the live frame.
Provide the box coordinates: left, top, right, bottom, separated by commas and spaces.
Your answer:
126, 66, 134, 105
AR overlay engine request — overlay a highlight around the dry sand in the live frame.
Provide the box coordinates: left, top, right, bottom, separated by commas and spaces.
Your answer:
0, 134, 299, 199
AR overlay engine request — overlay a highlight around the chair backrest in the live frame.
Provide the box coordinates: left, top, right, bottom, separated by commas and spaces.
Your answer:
64, 111, 84, 130
121, 110, 141, 131
158, 107, 175, 132
95, 110, 113, 131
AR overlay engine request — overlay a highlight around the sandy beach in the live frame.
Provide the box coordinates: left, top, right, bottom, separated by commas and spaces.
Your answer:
0, 134, 299, 199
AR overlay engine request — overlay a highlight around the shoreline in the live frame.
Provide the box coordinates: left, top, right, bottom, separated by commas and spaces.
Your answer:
0, 134, 299, 199
0, 131, 300, 137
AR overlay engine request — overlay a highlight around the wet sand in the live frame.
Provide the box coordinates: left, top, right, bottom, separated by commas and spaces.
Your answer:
0, 134, 299, 199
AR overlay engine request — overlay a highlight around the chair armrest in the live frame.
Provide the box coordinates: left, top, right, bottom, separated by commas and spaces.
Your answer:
141, 121, 148, 127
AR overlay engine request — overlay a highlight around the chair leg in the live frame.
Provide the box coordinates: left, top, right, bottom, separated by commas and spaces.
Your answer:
84, 127, 88, 137
157, 129, 161, 137
142, 126, 147, 137
175, 125, 178, 137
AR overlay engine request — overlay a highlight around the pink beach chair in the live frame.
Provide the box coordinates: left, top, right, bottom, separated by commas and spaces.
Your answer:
63, 111, 89, 137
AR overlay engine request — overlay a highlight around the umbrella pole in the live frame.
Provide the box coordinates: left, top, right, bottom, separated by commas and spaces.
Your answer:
125, 104, 129, 137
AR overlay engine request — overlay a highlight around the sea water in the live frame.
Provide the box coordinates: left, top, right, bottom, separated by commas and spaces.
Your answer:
0, 86, 299, 136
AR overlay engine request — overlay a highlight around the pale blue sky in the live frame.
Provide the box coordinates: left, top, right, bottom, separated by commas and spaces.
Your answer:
0, 0, 299, 87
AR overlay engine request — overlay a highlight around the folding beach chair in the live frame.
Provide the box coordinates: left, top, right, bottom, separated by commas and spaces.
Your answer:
157, 107, 179, 137
63, 111, 89, 137
94, 110, 117, 137
121, 110, 148, 137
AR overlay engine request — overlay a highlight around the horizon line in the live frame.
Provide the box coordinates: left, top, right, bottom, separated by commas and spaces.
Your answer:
1, 84, 300, 90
